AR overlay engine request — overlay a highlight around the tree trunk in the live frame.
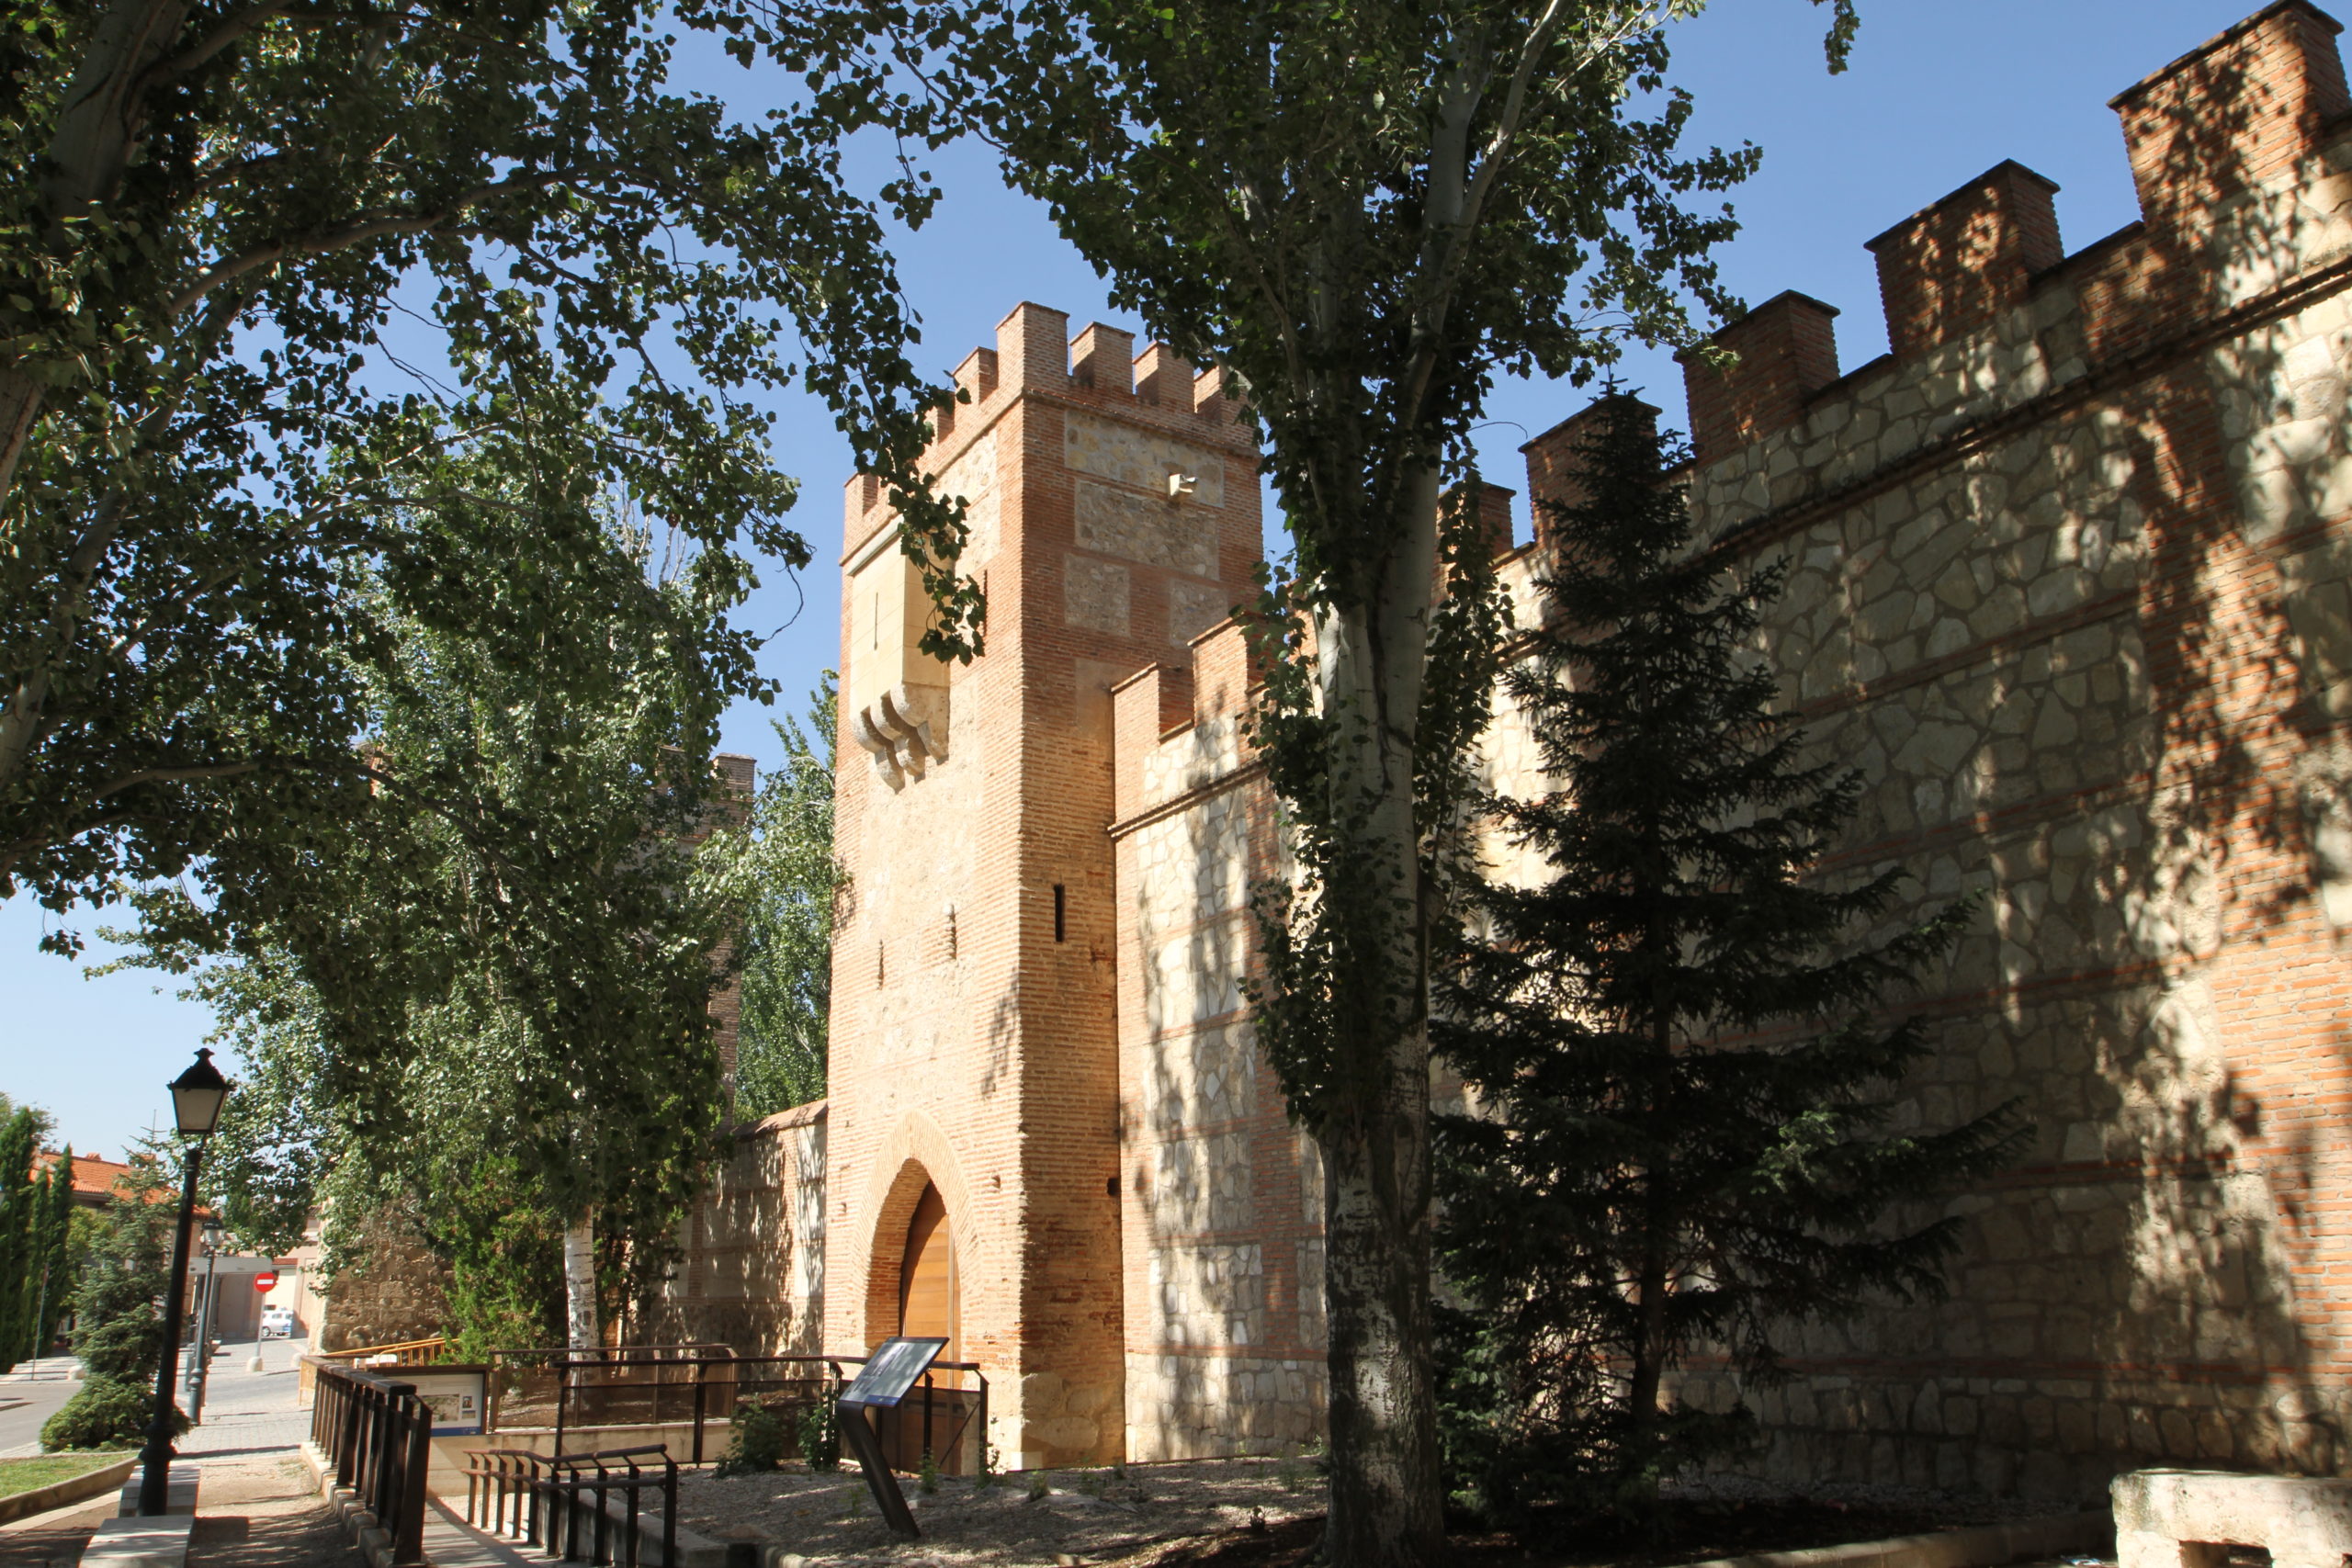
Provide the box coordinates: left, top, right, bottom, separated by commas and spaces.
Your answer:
1319, 1039, 1443, 1565
563, 1211, 598, 1350
1311, 463, 1445, 1566
1623, 1218, 1669, 1499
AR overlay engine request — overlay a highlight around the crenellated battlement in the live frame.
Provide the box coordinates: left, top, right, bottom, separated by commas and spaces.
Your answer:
1681, 0, 2352, 491
845, 303, 1251, 549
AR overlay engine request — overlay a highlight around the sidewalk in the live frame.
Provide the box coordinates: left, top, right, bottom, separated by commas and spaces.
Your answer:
2, 1339, 538, 1565
177, 1338, 313, 1461
0, 1339, 337, 1567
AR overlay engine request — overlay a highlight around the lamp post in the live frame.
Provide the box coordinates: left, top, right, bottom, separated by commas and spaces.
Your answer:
187, 1220, 223, 1425
138, 1048, 229, 1517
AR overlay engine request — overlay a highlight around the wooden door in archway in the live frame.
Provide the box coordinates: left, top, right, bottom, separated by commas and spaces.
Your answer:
887, 1183, 964, 1472
897, 1183, 958, 1356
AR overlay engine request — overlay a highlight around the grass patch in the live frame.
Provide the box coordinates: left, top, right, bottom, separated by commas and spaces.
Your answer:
0, 1453, 124, 1502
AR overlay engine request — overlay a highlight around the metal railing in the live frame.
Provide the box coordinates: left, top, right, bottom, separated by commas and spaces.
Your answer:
311, 1361, 433, 1565
463, 1444, 678, 1566
484, 1347, 988, 1475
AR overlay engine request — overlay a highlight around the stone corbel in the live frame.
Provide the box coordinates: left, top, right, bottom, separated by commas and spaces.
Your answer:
853, 682, 948, 790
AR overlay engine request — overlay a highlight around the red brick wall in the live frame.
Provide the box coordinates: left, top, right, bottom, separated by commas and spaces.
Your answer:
824, 304, 1261, 1468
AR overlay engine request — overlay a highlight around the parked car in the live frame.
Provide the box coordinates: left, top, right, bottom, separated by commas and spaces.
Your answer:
259, 1305, 295, 1339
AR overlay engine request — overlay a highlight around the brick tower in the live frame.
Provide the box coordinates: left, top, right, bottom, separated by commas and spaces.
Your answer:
824, 303, 1261, 1467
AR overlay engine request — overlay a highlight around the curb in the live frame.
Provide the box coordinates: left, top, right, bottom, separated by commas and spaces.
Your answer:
0, 1456, 137, 1527
299, 1440, 398, 1568
1678, 1511, 2113, 1568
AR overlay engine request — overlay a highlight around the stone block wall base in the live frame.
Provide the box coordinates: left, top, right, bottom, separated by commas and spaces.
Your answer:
75, 1515, 195, 1568
2114, 1471, 2352, 1568
1684, 1510, 2111, 1568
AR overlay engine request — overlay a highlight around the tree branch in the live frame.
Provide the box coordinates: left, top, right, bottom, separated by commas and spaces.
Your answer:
136, 0, 300, 90
167, 172, 572, 316
90, 760, 266, 802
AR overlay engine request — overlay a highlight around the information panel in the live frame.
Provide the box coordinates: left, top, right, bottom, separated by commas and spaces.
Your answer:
840, 1337, 947, 1409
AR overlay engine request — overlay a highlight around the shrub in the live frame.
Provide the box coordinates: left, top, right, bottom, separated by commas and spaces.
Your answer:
714, 1398, 788, 1476
794, 1402, 839, 1472
41, 1377, 180, 1451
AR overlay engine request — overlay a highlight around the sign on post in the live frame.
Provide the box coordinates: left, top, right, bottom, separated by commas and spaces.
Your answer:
837, 1337, 947, 1540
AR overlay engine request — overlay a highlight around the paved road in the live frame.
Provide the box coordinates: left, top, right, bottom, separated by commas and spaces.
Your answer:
180, 1337, 311, 1457
0, 1358, 81, 1458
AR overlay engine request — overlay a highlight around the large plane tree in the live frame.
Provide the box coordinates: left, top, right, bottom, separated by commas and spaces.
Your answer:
937, 1, 1858, 1560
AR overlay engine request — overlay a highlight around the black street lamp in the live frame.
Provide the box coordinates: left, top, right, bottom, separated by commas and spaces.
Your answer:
138, 1048, 229, 1517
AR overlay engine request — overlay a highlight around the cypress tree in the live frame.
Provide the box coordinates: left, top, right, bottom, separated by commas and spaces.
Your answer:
1431, 397, 2021, 1531
0, 1111, 37, 1372
24, 1149, 75, 1361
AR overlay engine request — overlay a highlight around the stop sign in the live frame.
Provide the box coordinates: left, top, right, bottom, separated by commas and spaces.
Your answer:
254, 1271, 277, 1292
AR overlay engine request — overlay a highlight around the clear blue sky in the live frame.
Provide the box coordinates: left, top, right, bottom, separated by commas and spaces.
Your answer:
2, 0, 2261, 1155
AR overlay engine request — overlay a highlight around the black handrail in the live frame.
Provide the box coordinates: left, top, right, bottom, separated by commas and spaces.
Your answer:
311, 1361, 433, 1565
463, 1444, 679, 1566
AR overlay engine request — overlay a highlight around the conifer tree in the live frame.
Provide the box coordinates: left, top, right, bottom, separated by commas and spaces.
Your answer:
1432, 397, 2020, 1529
22, 1148, 75, 1361
0, 1108, 43, 1371
43, 1142, 184, 1450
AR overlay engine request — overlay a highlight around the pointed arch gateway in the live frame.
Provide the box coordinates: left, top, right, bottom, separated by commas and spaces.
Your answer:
876, 1179, 974, 1473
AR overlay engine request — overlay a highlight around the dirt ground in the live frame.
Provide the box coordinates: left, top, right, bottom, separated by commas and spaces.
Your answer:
674, 1458, 2094, 1568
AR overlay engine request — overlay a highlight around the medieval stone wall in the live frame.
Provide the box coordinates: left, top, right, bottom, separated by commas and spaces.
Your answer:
662, 2, 2352, 1490
644, 1101, 826, 1353
1577, 0, 2352, 1500
1111, 630, 1328, 1460
317, 1212, 452, 1353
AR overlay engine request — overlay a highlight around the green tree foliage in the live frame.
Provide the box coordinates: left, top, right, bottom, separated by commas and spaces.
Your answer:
0, 1126, 77, 1369
731, 679, 843, 1119
933, 1, 1853, 1557
121, 461, 756, 1352
43, 1143, 186, 1450
1, 0, 980, 932
1431, 400, 2021, 1530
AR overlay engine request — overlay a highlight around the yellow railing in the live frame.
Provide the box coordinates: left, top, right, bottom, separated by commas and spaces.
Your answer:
297, 1336, 449, 1405
320, 1335, 449, 1367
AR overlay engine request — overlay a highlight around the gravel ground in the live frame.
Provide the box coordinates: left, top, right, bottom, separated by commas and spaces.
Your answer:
674, 1455, 1325, 1566
673, 1459, 2109, 1568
